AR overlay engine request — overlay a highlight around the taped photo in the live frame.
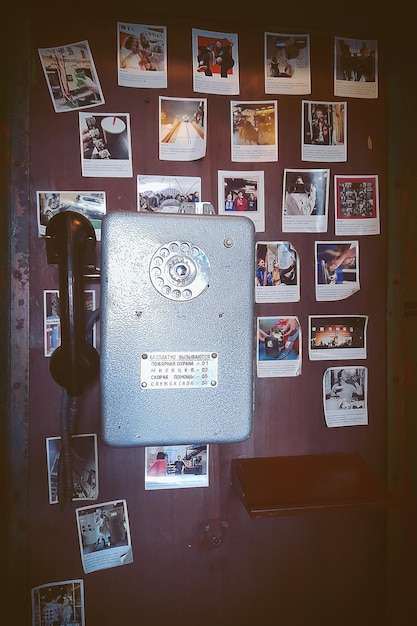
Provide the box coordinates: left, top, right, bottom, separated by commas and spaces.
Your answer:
231, 100, 278, 162
159, 97, 207, 161
282, 168, 329, 232
79, 112, 133, 177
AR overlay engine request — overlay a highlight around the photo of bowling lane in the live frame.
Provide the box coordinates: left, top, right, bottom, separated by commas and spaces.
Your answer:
162, 116, 203, 144
160, 97, 205, 145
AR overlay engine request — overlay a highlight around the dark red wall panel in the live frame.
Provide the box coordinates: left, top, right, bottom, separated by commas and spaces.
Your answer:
23, 9, 388, 624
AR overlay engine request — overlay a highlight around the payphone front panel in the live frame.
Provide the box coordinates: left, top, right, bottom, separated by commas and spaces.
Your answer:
100, 211, 255, 446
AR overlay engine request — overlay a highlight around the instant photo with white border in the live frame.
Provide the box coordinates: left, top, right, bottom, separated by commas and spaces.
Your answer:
36, 190, 106, 239
159, 96, 207, 161
264, 32, 311, 95
118, 22, 167, 89
282, 168, 329, 233
230, 100, 278, 162
302, 100, 347, 162
257, 316, 302, 378
76, 500, 133, 574
31, 579, 85, 626
334, 37, 378, 99
38, 40, 104, 113
334, 174, 380, 236
255, 241, 300, 303
308, 315, 368, 360
315, 240, 360, 301
145, 444, 209, 490
79, 112, 133, 177
218, 169, 265, 232
137, 175, 202, 212
192, 29, 239, 96
323, 366, 368, 427
46, 434, 98, 504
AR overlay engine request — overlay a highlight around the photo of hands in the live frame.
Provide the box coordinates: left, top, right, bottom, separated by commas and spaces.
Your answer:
257, 316, 302, 378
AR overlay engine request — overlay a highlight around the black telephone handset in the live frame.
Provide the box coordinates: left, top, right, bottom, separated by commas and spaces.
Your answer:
46, 210, 99, 397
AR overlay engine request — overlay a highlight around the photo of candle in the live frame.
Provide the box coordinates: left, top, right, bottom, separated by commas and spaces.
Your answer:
100, 116, 128, 158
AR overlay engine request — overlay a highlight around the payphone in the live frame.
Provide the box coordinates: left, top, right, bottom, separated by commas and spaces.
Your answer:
100, 210, 255, 446
46, 208, 255, 451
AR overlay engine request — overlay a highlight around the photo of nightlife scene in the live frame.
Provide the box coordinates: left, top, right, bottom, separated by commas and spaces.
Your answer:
310, 316, 366, 349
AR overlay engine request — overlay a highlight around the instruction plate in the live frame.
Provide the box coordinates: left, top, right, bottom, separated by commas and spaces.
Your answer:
140, 351, 218, 389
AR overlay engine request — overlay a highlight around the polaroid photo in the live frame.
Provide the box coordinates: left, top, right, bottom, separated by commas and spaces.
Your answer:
46, 434, 98, 504
159, 97, 207, 161
79, 112, 132, 177
76, 500, 133, 574
145, 444, 209, 490
302, 101, 347, 162
36, 190, 106, 240
323, 366, 368, 427
334, 37, 378, 99
230, 100, 278, 162
308, 315, 368, 360
315, 240, 360, 301
31, 579, 85, 626
264, 32, 311, 95
255, 241, 300, 303
334, 175, 380, 236
38, 40, 104, 113
137, 175, 202, 212
218, 169, 265, 232
118, 22, 167, 89
282, 168, 329, 233
192, 28, 239, 96
257, 315, 302, 378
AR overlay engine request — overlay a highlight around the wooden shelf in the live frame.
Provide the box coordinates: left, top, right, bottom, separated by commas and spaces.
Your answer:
231, 453, 399, 519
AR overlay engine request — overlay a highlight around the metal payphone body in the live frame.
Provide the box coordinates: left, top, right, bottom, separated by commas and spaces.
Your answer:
100, 211, 255, 446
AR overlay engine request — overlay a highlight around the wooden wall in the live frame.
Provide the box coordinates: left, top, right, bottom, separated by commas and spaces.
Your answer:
6, 5, 405, 625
